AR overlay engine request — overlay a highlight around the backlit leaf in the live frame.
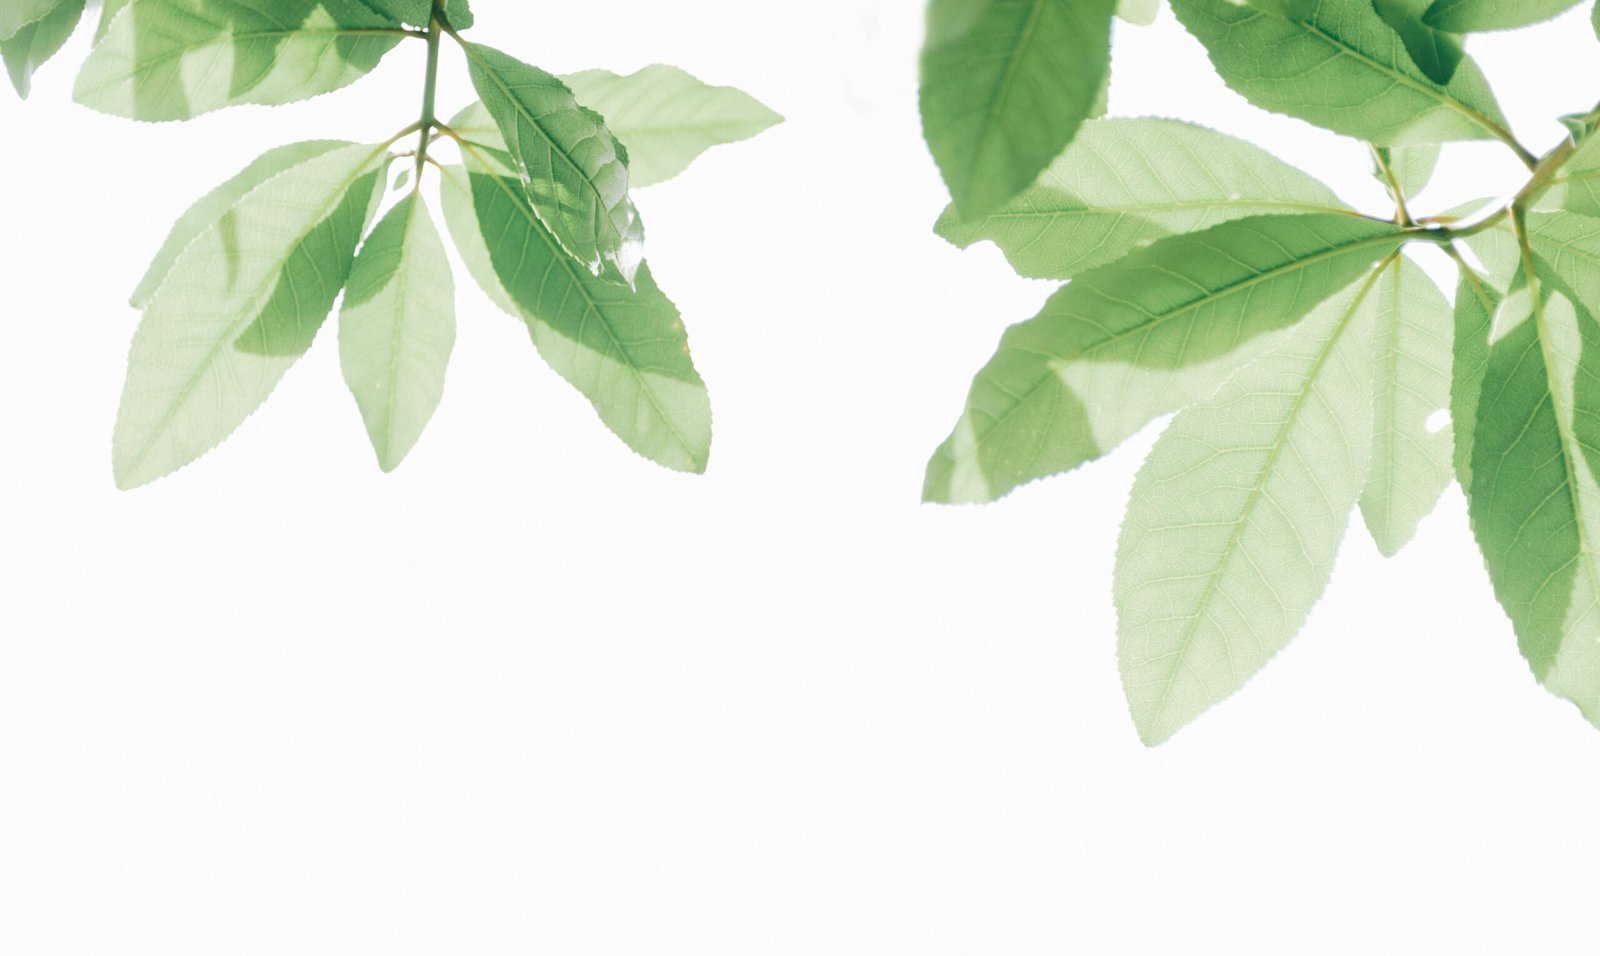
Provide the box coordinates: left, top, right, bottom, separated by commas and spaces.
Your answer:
0, 0, 60, 40
1, 0, 83, 97
1374, 0, 1463, 84
1423, 0, 1583, 32
1449, 253, 1497, 488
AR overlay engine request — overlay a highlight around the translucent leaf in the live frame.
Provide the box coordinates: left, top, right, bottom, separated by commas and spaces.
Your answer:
935, 117, 1349, 280
560, 64, 783, 188
113, 142, 387, 488
1373, 0, 1463, 84
1372, 144, 1440, 203
1117, 0, 1159, 25
132, 140, 350, 309
1548, 135, 1600, 219
442, 0, 471, 28
1116, 268, 1381, 745
2, 0, 83, 97
338, 193, 455, 472
0, 0, 61, 40
1468, 252, 1600, 729
1423, 0, 1583, 32
1169, 0, 1512, 146
464, 41, 643, 286
1449, 255, 1497, 488
1359, 254, 1453, 556
439, 156, 711, 473
75, 0, 404, 122
924, 214, 1405, 504
920, 0, 1117, 218
361, 0, 431, 27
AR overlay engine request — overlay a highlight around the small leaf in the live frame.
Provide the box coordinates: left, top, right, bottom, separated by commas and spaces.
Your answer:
113, 142, 387, 489
924, 214, 1404, 504
920, 0, 1117, 217
0, 0, 61, 40
1371, 144, 1440, 204
1359, 254, 1454, 556
935, 117, 1349, 280
1, 0, 83, 97
442, 0, 471, 28
1449, 254, 1497, 488
1170, 0, 1512, 146
1373, 0, 1463, 85
1423, 0, 1583, 32
1117, 267, 1382, 745
440, 154, 711, 473
75, 0, 405, 122
1117, 0, 1159, 24
338, 193, 456, 472
559, 64, 783, 188
464, 41, 643, 285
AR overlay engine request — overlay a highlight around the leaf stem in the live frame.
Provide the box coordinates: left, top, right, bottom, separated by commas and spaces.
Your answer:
1368, 145, 1413, 226
413, 1, 446, 185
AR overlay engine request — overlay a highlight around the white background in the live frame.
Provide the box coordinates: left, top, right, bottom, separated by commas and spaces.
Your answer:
3, 1, 1600, 952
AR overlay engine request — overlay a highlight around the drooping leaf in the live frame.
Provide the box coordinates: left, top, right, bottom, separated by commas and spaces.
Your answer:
1, 0, 83, 97
0, 0, 60, 40
75, 0, 405, 122
1169, 0, 1512, 146
924, 213, 1405, 504
1423, 0, 1583, 32
935, 117, 1349, 280
559, 64, 783, 188
1117, 0, 1160, 24
920, 0, 1118, 218
113, 142, 387, 489
1468, 249, 1600, 729
1372, 144, 1440, 203
1449, 253, 1498, 488
132, 140, 350, 308
1359, 253, 1454, 556
1373, 0, 1463, 84
440, 153, 711, 473
1116, 266, 1382, 745
338, 192, 455, 472
463, 41, 643, 286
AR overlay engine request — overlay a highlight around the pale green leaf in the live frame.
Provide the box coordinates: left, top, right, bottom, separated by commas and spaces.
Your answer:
1117, 0, 1159, 25
924, 214, 1405, 504
440, 154, 711, 473
0, 0, 60, 40
132, 140, 350, 309
1372, 144, 1440, 203
559, 64, 782, 188
1449, 254, 1497, 489
1547, 134, 1600, 219
338, 192, 455, 472
1170, 0, 1512, 146
362, 0, 431, 27
935, 117, 1349, 280
1423, 0, 1583, 32
1468, 251, 1600, 729
113, 142, 387, 489
1117, 267, 1382, 745
1359, 254, 1454, 556
464, 41, 643, 286
920, 0, 1117, 217
1373, 0, 1463, 84
2, 0, 83, 97
75, 0, 404, 122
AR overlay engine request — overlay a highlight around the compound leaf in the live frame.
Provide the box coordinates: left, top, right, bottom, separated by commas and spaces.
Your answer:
338, 192, 456, 472
1359, 253, 1454, 556
75, 0, 405, 122
1, 0, 83, 97
440, 152, 711, 473
1170, 0, 1512, 146
464, 41, 643, 286
920, 0, 1117, 218
1117, 267, 1382, 745
924, 213, 1404, 504
560, 64, 782, 188
1423, 0, 1583, 32
935, 117, 1349, 280
113, 142, 387, 489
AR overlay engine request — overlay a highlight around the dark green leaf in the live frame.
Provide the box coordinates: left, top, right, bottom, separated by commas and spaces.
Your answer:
1373, 0, 1463, 84
1423, 0, 1583, 32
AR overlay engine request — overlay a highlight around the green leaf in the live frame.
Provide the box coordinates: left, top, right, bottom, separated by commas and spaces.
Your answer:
442, 0, 471, 28
1359, 253, 1454, 556
1449, 254, 1498, 488
97, 0, 130, 39
1117, 0, 1159, 24
362, 0, 430, 27
463, 41, 643, 286
1116, 265, 1383, 745
1467, 249, 1600, 728
75, 0, 404, 122
1371, 144, 1440, 204
132, 140, 350, 309
1169, 0, 1512, 146
920, 0, 1117, 217
1, 0, 83, 97
924, 213, 1405, 504
338, 192, 455, 472
559, 64, 783, 188
935, 117, 1349, 280
1548, 134, 1600, 219
113, 142, 387, 489
440, 153, 711, 474
0, 0, 61, 40
1423, 0, 1583, 32
1373, 0, 1463, 85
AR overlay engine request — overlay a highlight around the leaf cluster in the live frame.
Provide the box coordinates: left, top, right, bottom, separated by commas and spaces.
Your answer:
920, 0, 1600, 742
